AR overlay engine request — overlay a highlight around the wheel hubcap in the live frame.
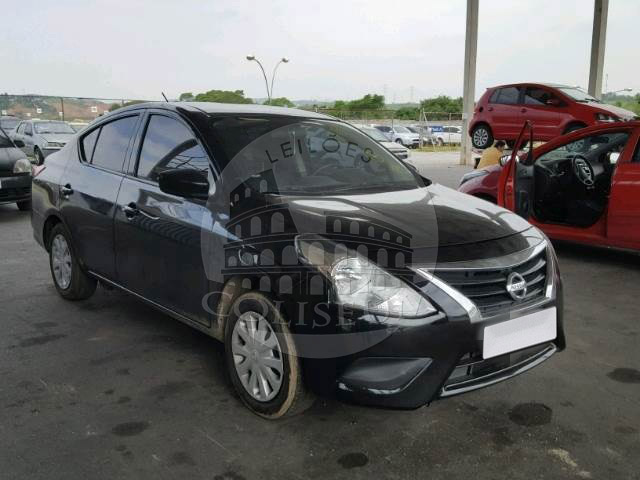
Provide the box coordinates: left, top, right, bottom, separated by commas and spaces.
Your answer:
232, 311, 284, 402
474, 128, 488, 146
51, 234, 72, 289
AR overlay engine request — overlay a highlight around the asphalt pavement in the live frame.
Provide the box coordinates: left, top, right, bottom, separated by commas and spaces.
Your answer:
1, 158, 638, 480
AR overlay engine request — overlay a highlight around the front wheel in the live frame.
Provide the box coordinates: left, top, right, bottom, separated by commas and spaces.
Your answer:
34, 148, 44, 165
48, 223, 97, 300
471, 124, 493, 149
224, 292, 314, 419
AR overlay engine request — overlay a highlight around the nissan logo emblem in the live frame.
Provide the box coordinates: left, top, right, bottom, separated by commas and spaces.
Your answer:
506, 272, 527, 301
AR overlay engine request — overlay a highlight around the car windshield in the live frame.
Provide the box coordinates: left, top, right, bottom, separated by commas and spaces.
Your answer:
558, 87, 600, 103
361, 127, 390, 142
207, 116, 420, 195
394, 126, 410, 133
0, 118, 20, 131
34, 121, 75, 134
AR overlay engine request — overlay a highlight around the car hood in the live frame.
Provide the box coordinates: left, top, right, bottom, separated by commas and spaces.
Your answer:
277, 183, 532, 250
0, 146, 28, 173
40, 133, 74, 143
591, 102, 637, 119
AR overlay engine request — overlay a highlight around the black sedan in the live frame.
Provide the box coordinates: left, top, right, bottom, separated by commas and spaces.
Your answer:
0, 125, 32, 210
31, 102, 565, 418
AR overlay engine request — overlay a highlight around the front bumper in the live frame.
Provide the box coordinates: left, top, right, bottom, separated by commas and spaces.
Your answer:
331, 237, 564, 409
0, 173, 31, 205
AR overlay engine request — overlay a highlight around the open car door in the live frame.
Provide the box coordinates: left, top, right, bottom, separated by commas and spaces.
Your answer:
497, 121, 535, 218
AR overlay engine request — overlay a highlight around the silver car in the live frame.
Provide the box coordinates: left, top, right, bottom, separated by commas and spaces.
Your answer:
12, 120, 76, 165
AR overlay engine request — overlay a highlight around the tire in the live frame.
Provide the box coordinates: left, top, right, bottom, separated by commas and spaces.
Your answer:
437, 138, 444, 146
471, 124, 493, 149
34, 148, 44, 165
395, 138, 404, 145
16, 200, 31, 211
48, 223, 97, 300
224, 292, 314, 419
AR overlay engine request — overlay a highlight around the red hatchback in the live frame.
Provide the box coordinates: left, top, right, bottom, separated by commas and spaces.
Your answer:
469, 83, 638, 149
459, 121, 640, 252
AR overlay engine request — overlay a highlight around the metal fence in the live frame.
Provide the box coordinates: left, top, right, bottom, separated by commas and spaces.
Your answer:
0, 94, 150, 121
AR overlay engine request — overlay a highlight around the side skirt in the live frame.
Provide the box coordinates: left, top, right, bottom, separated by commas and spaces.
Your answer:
88, 271, 219, 341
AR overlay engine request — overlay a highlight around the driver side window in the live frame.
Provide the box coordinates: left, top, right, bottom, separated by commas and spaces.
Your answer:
136, 114, 209, 182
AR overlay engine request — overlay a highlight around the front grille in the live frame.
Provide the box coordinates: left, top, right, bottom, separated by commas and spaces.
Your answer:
435, 248, 548, 317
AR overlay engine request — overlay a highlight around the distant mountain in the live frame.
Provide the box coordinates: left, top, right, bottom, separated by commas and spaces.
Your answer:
0, 95, 114, 121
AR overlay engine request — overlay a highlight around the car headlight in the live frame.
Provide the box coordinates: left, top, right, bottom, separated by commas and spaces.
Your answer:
13, 158, 32, 174
296, 236, 437, 318
595, 113, 618, 122
459, 169, 489, 186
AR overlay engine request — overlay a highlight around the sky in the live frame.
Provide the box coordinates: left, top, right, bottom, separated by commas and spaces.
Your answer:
1, 0, 638, 103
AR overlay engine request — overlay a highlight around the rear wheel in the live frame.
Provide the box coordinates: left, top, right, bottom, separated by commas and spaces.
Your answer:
224, 292, 314, 419
48, 223, 97, 300
16, 200, 31, 211
471, 124, 493, 149
395, 138, 404, 145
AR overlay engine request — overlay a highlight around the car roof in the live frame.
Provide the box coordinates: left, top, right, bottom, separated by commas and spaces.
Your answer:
110, 101, 336, 120
489, 82, 578, 90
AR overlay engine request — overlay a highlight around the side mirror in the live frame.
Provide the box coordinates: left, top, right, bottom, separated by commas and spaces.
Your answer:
13, 139, 25, 148
609, 152, 620, 164
158, 169, 209, 200
25, 131, 32, 136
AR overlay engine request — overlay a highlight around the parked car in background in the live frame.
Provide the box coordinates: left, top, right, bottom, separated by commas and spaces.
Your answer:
358, 125, 410, 159
12, 120, 77, 164
407, 125, 436, 146
0, 124, 32, 210
373, 125, 420, 148
460, 120, 640, 252
31, 102, 564, 418
433, 125, 462, 145
469, 83, 639, 149
0, 115, 21, 135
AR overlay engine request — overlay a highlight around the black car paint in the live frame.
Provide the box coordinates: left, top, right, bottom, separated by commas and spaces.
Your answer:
32, 102, 564, 409
0, 144, 31, 205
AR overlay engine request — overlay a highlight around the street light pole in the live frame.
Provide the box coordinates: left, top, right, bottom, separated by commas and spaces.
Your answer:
270, 57, 289, 100
246, 55, 272, 103
246, 55, 289, 105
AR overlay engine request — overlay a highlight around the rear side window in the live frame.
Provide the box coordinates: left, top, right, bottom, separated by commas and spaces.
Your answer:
91, 116, 138, 172
633, 140, 640, 163
491, 87, 521, 105
81, 128, 99, 163
136, 115, 209, 182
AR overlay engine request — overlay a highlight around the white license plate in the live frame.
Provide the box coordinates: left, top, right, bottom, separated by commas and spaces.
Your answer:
483, 307, 557, 359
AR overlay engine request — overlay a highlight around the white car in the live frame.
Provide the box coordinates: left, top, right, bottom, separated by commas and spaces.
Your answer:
373, 125, 420, 148
358, 126, 410, 160
434, 126, 462, 145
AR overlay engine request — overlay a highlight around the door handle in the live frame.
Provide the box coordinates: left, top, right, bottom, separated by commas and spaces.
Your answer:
488, 107, 493, 111
61, 184, 74, 196
123, 202, 159, 221
123, 203, 139, 219
521, 108, 527, 113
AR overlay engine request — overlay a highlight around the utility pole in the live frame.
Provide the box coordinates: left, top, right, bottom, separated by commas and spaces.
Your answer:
460, 0, 479, 166
588, 0, 609, 100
